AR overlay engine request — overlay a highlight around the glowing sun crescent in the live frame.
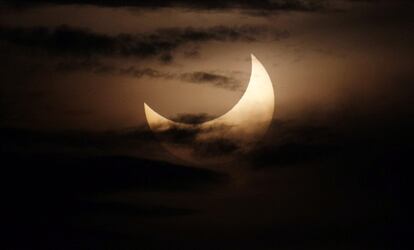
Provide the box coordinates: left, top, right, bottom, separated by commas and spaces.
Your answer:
144, 54, 275, 163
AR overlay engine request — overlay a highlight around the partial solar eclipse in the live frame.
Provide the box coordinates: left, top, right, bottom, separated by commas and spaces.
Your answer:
144, 54, 274, 164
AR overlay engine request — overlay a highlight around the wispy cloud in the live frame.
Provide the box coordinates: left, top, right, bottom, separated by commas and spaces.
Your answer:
4, 0, 328, 13
56, 59, 245, 90
0, 25, 289, 62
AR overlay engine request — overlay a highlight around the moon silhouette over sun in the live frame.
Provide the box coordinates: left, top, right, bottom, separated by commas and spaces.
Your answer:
144, 54, 275, 164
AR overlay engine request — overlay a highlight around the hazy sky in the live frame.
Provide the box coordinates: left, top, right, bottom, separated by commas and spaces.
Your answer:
1, 1, 412, 249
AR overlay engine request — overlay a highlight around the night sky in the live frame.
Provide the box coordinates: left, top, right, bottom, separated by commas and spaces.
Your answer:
1, 1, 412, 249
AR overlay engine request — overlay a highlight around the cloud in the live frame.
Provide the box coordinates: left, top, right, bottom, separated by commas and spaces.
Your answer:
0, 111, 244, 160
247, 120, 343, 167
3, 115, 408, 249
55, 59, 117, 74
56, 59, 244, 90
3, 151, 227, 248
146, 114, 250, 159
247, 87, 414, 169
179, 72, 241, 90
0, 24, 284, 93
5, 0, 328, 12
0, 25, 289, 62
0, 126, 155, 155
3, 152, 227, 193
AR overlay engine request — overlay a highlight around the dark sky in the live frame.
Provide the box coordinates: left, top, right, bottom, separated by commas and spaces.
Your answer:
1, 0, 412, 249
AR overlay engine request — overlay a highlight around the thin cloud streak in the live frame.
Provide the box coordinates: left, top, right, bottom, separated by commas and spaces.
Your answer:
56, 59, 244, 90
0, 25, 289, 62
4, 0, 328, 13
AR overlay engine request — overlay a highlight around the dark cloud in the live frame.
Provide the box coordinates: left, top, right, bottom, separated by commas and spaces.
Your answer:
4, 0, 327, 12
173, 113, 213, 124
0, 111, 243, 160
2, 151, 226, 249
1, 127, 228, 245
2, 152, 227, 193
2, 86, 411, 248
150, 123, 245, 159
1, 123, 232, 248
119, 66, 166, 78
247, 121, 343, 167
2, 117, 409, 249
56, 59, 244, 90
55, 59, 117, 74
180, 71, 241, 90
160, 113, 244, 157
0, 25, 289, 62
247, 102, 414, 170
0, 120, 240, 159
0, 25, 116, 56
0, 126, 154, 155
243, 68, 414, 168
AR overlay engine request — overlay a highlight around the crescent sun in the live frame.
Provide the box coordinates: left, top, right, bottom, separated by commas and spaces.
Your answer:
144, 54, 275, 164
